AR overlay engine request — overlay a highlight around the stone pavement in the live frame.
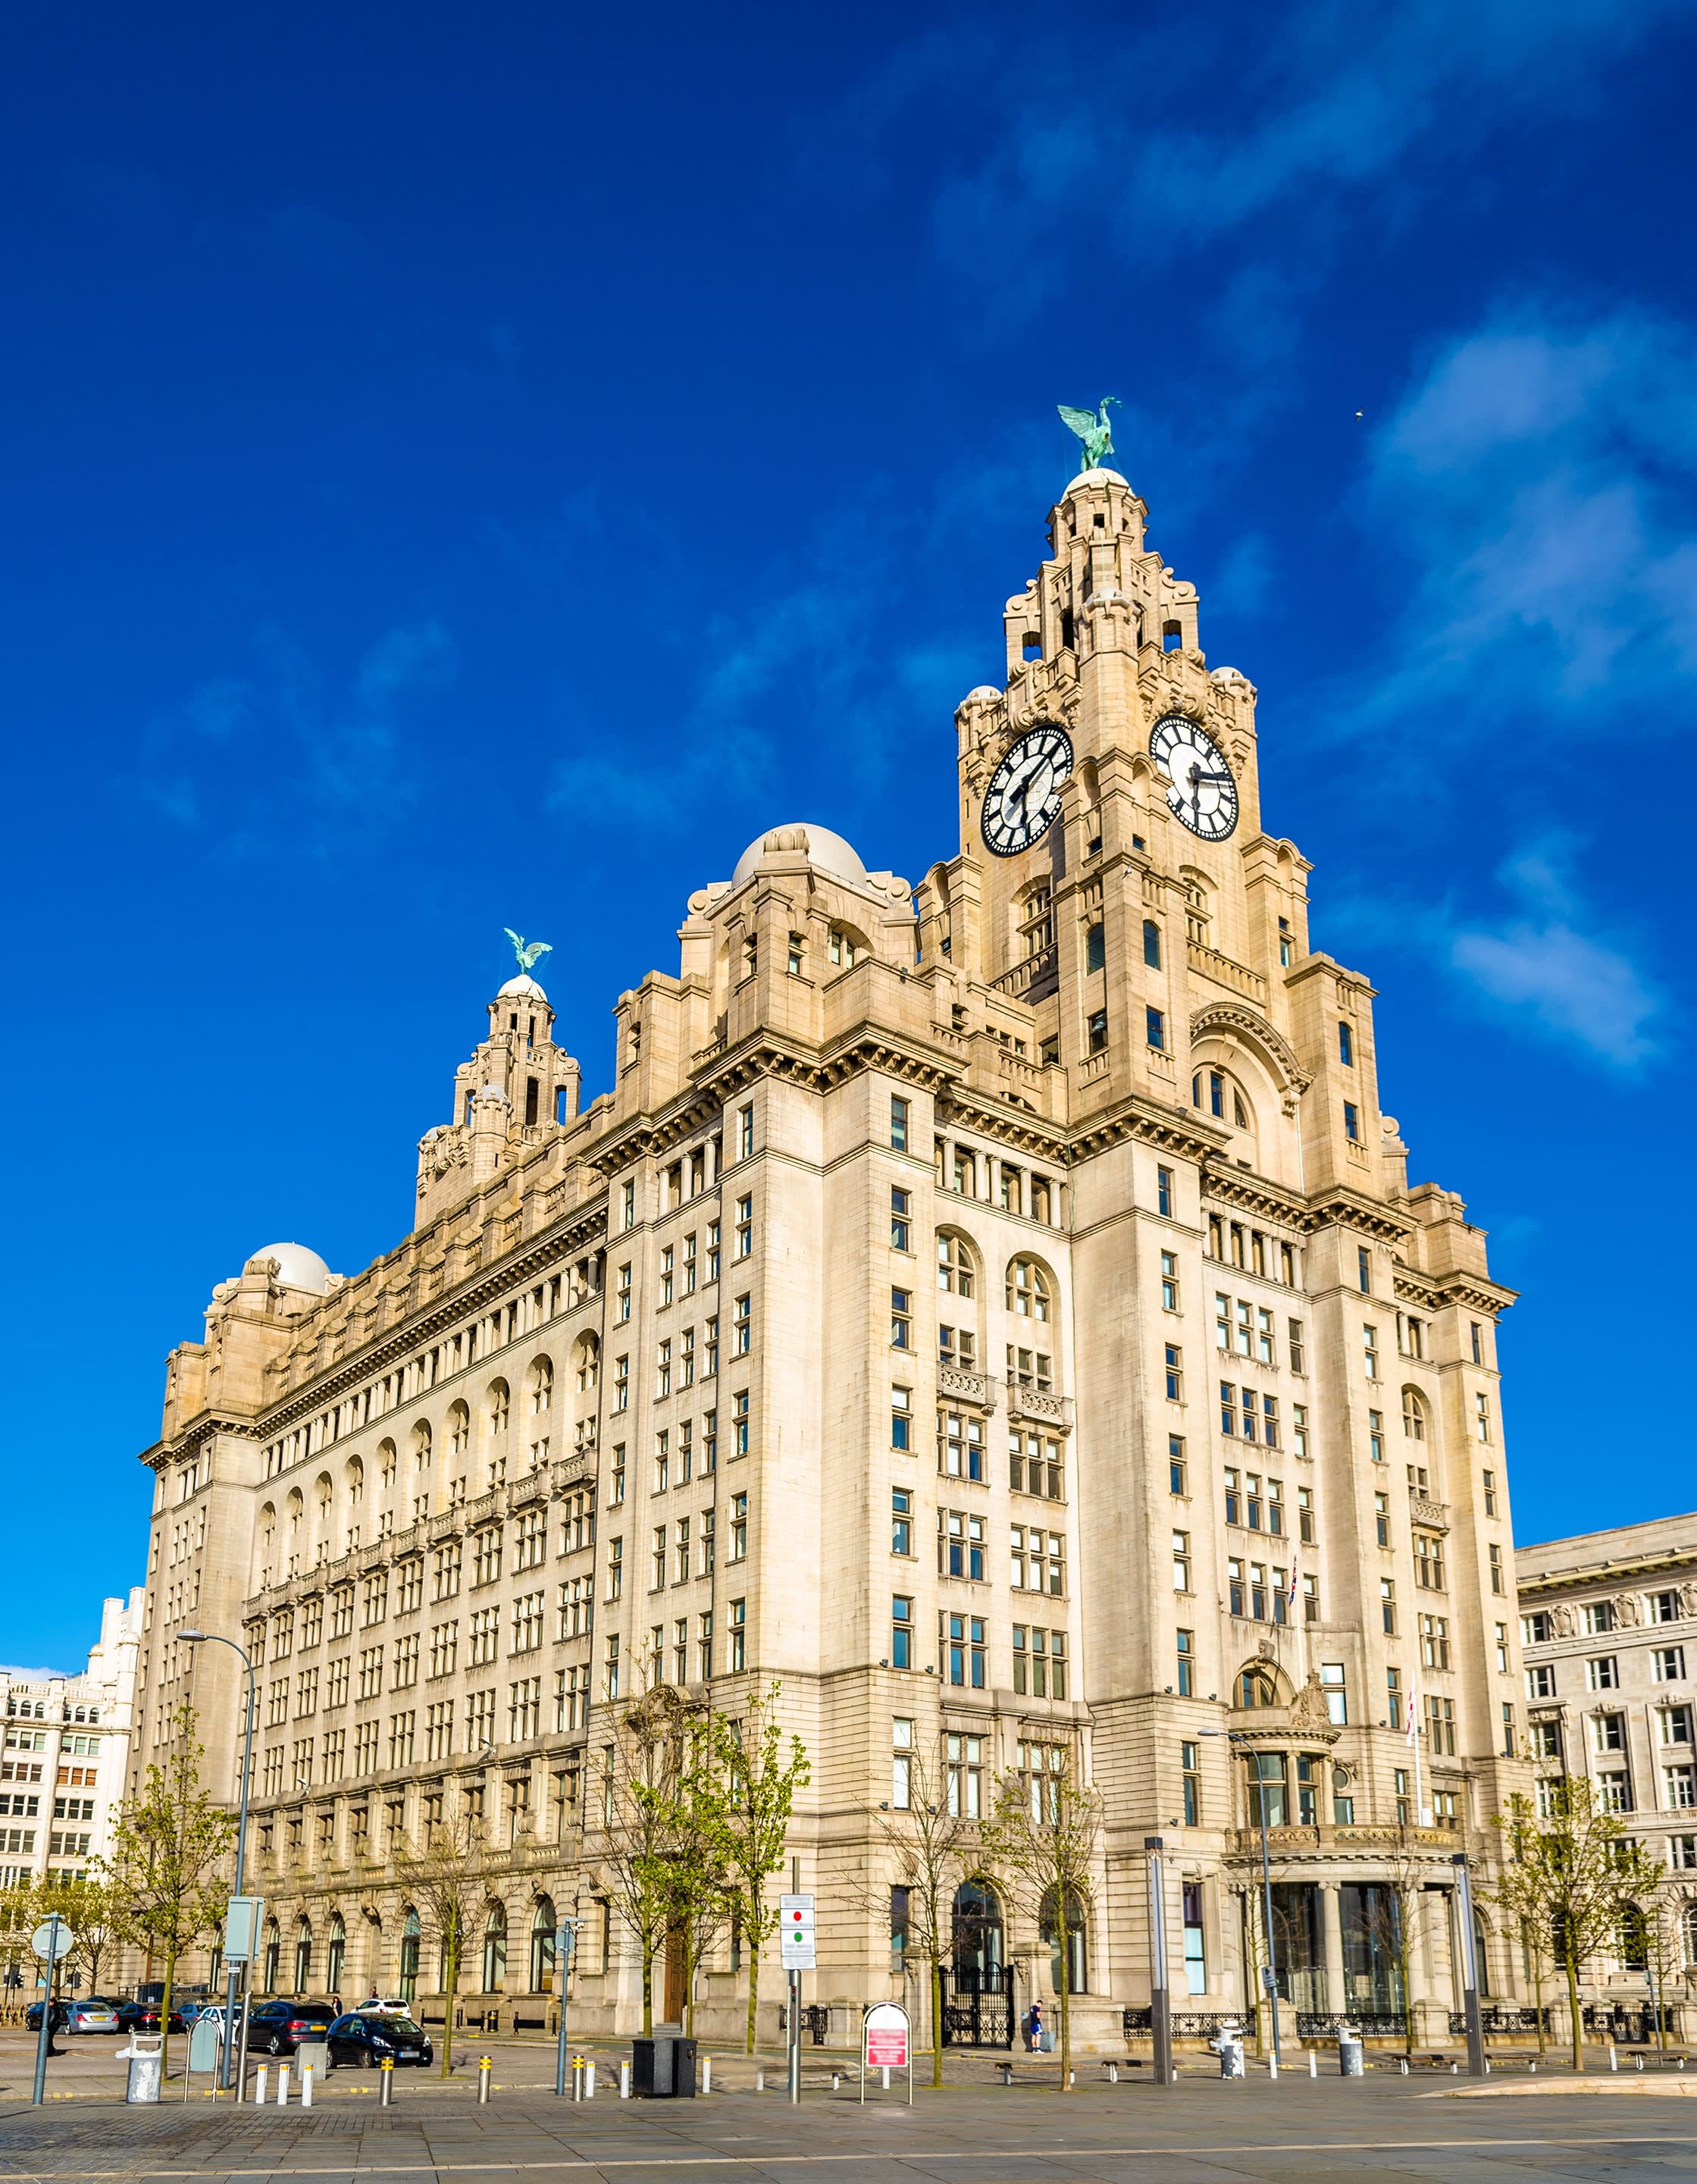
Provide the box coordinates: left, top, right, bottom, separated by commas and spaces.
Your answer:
3, 2070, 1697, 2181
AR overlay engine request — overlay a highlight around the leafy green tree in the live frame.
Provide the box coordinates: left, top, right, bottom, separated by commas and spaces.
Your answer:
1490, 1780, 1664, 2069
101, 1704, 235, 2078
709, 1684, 809, 2056
39, 1876, 121, 1997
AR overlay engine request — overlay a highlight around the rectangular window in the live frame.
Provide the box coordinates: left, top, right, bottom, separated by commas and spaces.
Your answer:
1087, 1008, 1108, 1054
1339, 1020, 1354, 1066
937, 1408, 985, 1481
737, 1105, 754, 1160
890, 1095, 910, 1152
890, 1595, 913, 1670
1587, 1656, 1620, 1690
891, 1288, 912, 1349
1381, 1577, 1397, 1635
1368, 1410, 1385, 1464
732, 1389, 750, 1456
728, 1600, 746, 1674
941, 1612, 987, 1689
1173, 1530, 1191, 1593
1145, 1006, 1166, 1051
1182, 1745, 1201, 1828
1363, 1323, 1379, 1378
1169, 1434, 1187, 1496
1164, 1344, 1183, 1401
1525, 1662, 1555, 1700
733, 1293, 751, 1355
1176, 1628, 1194, 1697
1320, 1662, 1347, 1725
734, 1194, 753, 1258
1293, 1402, 1310, 1459
891, 1385, 912, 1451
1655, 1647, 1687, 1682
1086, 922, 1107, 973
1157, 1166, 1173, 1217
1344, 1101, 1360, 1142
1488, 1543, 1504, 1594
1476, 1392, 1492, 1443
1160, 1251, 1179, 1313
891, 1488, 913, 1557
891, 1717, 913, 1809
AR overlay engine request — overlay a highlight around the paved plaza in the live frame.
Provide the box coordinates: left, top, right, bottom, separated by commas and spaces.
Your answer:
5, 2038, 1697, 2183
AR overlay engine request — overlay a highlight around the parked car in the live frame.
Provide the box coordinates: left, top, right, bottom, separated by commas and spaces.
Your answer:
247, 1999, 341, 2054
114, 2000, 188, 2035
325, 2012, 433, 2068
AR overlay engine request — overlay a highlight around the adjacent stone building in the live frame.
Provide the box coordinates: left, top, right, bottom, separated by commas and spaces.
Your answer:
127, 462, 1527, 2047
1517, 1515, 1697, 2028
2, 1589, 145, 1891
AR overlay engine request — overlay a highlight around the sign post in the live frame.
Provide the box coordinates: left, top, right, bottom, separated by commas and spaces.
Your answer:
30, 1916, 74, 2107
223, 1896, 263, 2102
553, 1919, 578, 2098
779, 1894, 815, 2104
860, 2001, 912, 2107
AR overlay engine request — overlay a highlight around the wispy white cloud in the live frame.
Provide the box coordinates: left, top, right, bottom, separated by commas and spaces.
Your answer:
127, 620, 456, 855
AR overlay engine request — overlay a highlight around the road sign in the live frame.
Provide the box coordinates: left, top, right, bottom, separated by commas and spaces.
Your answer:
779, 1894, 816, 1970
30, 1919, 73, 1963
223, 1896, 265, 1964
863, 2001, 908, 2070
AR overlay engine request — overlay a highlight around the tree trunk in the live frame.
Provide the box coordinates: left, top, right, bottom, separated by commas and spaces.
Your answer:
1058, 1971, 1071, 2092
745, 1939, 760, 2055
930, 1954, 944, 2088
642, 1938, 653, 2035
1564, 1952, 1583, 2072
161, 1951, 177, 2086
440, 1944, 459, 2078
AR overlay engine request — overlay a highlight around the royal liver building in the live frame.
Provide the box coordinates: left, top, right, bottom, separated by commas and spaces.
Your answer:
130, 457, 1526, 2049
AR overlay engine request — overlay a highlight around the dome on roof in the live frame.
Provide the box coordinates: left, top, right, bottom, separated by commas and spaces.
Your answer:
497, 973, 548, 1001
732, 823, 869, 888
1066, 466, 1130, 489
247, 1242, 333, 1294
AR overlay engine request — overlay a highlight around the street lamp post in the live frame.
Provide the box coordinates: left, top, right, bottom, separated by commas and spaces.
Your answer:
1450, 1850, 1486, 2078
179, 1631, 255, 2092
1144, 1837, 1173, 2086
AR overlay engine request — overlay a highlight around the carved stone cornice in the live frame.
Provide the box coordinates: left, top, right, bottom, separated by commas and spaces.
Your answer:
1304, 1186, 1417, 1247
1065, 1091, 1226, 1170
1189, 1001, 1310, 1094
1200, 1163, 1310, 1230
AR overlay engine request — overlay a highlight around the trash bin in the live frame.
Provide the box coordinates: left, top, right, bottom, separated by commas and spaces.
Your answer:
1212, 2025, 1246, 2079
631, 2038, 669, 2097
125, 2034, 164, 2104
1337, 2027, 1365, 2078
671, 2038, 697, 2098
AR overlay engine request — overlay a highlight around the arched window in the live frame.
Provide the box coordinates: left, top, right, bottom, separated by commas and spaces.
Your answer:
411, 1421, 432, 1471
487, 1379, 511, 1440
1182, 873, 1211, 948
262, 1921, 280, 1994
827, 924, 866, 969
259, 1502, 277, 1558
1039, 1886, 1088, 1995
1006, 1258, 1052, 1321
286, 1489, 304, 1534
293, 1916, 313, 1997
531, 1897, 557, 1992
575, 1334, 600, 1392
399, 1908, 421, 2002
951, 1881, 1004, 1992
446, 1403, 471, 1461
1238, 1665, 1279, 1708
483, 1901, 509, 1992
327, 1913, 346, 1997
315, 1471, 333, 1521
937, 1235, 975, 1298
377, 1439, 398, 1490
1402, 1388, 1429, 1442
530, 1358, 553, 1415
344, 1455, 365, 1506
1191, 1066, 1256, 1139
1142, 920, 1162, 969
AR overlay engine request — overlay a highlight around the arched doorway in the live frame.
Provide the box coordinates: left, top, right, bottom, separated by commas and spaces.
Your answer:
942, 1881, 1012, 2048
1039, 1887, 1088, 1995
399, 1908, 421, 2003
483, 1901, 508, 1992
326, 1913, 346, 1999
531, 1898, 557, 1994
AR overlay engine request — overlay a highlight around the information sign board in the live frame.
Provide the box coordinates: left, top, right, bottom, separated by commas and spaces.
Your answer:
863, 2001, 909, 2069
779, 1893, 816, 1970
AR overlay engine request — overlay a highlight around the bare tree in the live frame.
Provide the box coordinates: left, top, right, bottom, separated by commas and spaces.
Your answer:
1490, 1781, 1664, 2069
707, 1684, 809, 2054
399, 1805, 484, 2077
1357, 1828, 1429, 2054
591, 1684, 696, 2035
860, 1739, 976, 2088
101, 1704, 235, 2079
980, 1741, 1102, 2092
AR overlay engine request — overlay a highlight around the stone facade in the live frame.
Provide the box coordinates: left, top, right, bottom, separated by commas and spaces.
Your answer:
127, 465, 1527, 2047
1517, 1515, 1697, 2026
2, 1590, 144, 1891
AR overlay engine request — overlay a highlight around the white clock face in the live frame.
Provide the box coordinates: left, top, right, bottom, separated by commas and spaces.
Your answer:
1149, 713, 1238, 841
981, 724, 1074, 857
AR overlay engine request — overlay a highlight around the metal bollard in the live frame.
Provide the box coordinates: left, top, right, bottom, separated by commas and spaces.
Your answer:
255, 2065, 269, 2106
1610, 2048, 1619, 2073
1450, 2062, 1458, 2076
277, 2063, 290, 2107
1107, 2062, 1118, 2083
302, 2065, 314, 2110
1637, 2054, 1645, 2072
1268, 2054, 1278, 2080
619, 2060, 630, 2099
831, 2073, 840, 2090
478, 2057, 493, 2104
702, 2055, 711, 2095
756, 2066, 766, 2093
584, 2063, 596, 2099
1529, 2062, 1537, 2073
1308, 2052, 1317, 2078
1398, 2057, 1408, 2076
999, 2060, 1013, 2085
380, 2059, 393, 2107
1484, 2059, 1491, 2074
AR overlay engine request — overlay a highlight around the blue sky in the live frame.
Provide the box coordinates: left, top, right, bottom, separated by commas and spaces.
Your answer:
3, 0, 1693, 1666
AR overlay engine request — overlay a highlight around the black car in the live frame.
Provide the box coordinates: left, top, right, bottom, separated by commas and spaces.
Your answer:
326, 2012, 433, 2068
114, 2000, 188, 2035
247, 1999, 341, 2054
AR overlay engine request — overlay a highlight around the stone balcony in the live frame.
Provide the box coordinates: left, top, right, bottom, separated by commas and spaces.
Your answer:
1409, 1493, 1448, 1531
939, 1366, 995, 1411
1228, 1821, 1459, 1857
1006, 1378, 1074, 1430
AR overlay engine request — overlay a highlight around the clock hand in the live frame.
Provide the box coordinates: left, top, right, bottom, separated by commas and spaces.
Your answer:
1191, 769, 1232, 784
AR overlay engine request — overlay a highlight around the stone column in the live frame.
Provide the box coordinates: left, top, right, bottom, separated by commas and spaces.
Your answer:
1320, 1882, 1347, 2016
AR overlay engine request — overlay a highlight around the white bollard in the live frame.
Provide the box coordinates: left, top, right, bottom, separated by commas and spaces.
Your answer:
1610, 2048, 1619, 2073
702, 2056, 711, 2095
1636, 2054, 1645, 2072
1398, 2057, 1408, 2076
302, 2065, 313, 2109
831, 2073, 840, 2091
584, 2063, 596, 2100
1268, 2054, 1278, 2080
277, 2063, 290, 2106
255, 2065, 269, 2106
756, 2067, 766, 2093
1484, 2059, 1491, 2075
1308, 2052, 1317, 2079
619, 2061, 630, 2099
